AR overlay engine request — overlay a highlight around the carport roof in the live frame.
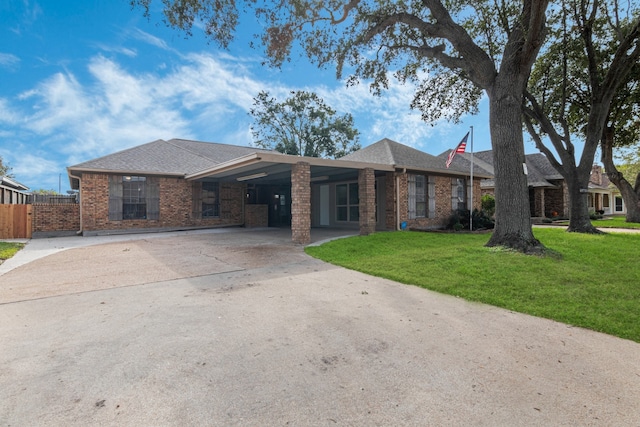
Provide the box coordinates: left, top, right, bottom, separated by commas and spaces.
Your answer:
185, 151, 395, 184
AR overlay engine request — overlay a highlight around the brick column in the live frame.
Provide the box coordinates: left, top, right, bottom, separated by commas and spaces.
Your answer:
359, 168, 376, 235
291, 162, 311, 244
385, 172, 396, 230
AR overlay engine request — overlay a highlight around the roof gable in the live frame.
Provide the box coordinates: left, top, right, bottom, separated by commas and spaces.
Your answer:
342, 138, 492, 177
68, 139, 268, 176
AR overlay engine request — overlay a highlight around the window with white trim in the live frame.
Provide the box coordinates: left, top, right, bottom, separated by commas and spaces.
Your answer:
615, 196, 624, 212
336, 182, 359, 222
202, 182, 220, 217
409, 174, 436, 218
451, 178, 466, 210
108, 176, 159, 220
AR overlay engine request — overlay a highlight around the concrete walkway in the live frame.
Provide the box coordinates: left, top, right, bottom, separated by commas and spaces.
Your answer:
1, 228, 639, 426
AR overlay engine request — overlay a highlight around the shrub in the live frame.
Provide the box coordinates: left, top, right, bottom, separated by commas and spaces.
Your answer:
481, 194, 496, 217
446, 208, 495, 231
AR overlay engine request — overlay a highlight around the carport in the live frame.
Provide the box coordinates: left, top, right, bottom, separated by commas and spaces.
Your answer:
186, 152, 394, 244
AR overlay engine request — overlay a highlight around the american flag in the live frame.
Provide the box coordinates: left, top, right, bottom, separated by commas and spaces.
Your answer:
445, 132, 469, 168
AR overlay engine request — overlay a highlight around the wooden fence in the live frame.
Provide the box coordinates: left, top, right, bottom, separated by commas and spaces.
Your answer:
0, 204, 32, 239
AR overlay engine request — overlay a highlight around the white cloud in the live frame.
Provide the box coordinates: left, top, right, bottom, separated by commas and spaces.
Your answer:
0, 98, 21, 124
0, 53, 20, 70
2, 44, 486, 192
131, 29, 172, 51
95, 43, 137, 58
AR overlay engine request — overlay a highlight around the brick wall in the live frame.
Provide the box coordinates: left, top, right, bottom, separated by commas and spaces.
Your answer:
545, 180, 566, 217
397, 174, 484, 230
291, 162, 311, 244
384, 172, 397, 230
245, 205, 268, 227
532, 188, 545, 217
32, 203, 80, 233
358, 168, 376, 235
79, 173, 244, 233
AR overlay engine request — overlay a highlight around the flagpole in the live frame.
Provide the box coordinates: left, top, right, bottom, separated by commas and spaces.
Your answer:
470, 126, 474, 231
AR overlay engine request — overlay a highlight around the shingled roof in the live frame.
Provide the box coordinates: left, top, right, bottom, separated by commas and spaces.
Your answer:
341, 138, 493, 177
68, 139, 272, 176
441, 149, 562, 189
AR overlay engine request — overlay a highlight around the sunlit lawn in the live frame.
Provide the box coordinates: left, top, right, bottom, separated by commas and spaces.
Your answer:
306, 228, 640, 342
0, 242, 24, 262
592, 216, 640, 229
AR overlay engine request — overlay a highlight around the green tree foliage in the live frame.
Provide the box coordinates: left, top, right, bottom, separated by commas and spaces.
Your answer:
250, 90, 360, 158
0, 156, 12, 177
610, 143, 640, 222
481, 194, 496, 217
30, 189, 60, 195
524, 0, 640, 229
616, 148, 640, 183
130, 0, 550, 253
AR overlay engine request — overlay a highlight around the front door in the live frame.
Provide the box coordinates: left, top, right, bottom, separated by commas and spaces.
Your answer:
268, 187, 291, 227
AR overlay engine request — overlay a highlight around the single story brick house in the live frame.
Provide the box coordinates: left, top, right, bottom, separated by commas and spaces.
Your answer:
67, 138, 491, 243
444, 150, 625, 218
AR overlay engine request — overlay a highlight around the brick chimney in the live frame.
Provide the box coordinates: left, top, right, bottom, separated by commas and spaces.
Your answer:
590, 165, 603, 186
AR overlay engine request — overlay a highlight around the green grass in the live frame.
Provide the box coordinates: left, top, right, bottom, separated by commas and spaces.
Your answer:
306, 229, 640, 342
0, 242, 24, 261
592, 216, 640, 229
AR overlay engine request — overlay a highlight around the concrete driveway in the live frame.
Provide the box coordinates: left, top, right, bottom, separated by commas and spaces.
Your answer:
1, 227, 639, 426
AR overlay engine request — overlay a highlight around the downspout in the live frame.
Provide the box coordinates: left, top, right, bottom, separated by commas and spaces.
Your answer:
68, 173, 83, 235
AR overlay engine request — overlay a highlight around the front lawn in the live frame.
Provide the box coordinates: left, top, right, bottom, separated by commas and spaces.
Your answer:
592, 216, 640, 229
0, 242, 24, 262
306, 228, 640, 342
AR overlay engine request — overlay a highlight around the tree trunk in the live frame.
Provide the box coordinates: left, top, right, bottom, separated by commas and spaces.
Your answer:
564, 167, 601, 233
601, 127, 640, 223
485, 78, 543, 253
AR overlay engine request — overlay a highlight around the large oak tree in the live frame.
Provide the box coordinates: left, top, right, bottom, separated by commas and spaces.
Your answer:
601, 62, 640, 223
524, 0, 640, 231
132, 0, 550, 253
250, 90, 360, 158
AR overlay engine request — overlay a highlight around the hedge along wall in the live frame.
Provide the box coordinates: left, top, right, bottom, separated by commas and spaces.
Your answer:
32, 203, 81, 235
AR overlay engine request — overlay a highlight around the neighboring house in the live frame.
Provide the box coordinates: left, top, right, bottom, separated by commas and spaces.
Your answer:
444, 150, 624, 218
67, 138, 491, 243
588, 165, 626, 215
1, 176, 30, 204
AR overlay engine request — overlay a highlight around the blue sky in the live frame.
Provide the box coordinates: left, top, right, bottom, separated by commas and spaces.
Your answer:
1, 0, 540, 193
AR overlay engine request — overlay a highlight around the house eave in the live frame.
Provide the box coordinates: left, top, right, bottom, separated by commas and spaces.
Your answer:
394, 165, 493, 179
186, 152, 395, 181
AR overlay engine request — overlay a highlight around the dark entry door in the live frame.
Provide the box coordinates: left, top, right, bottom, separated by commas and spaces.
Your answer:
268, 187, 291, 227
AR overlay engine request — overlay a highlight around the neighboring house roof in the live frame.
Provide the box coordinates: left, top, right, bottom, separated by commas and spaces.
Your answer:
1, 176, 29, 191
444, 149, 560, 189
342, 138, 493, 178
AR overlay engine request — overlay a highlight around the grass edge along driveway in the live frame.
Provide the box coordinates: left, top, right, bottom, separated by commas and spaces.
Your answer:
306, 228, 640, 343
0, 242, 23, 264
